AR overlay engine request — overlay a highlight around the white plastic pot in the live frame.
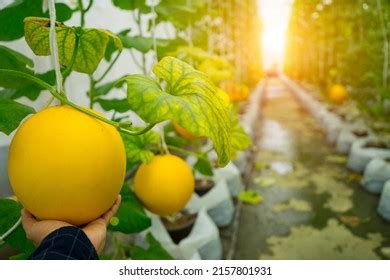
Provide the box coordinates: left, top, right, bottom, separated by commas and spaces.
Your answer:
213, 162, 243, 197
135, 209, 221, 260
347, 138, 390, 173
361, 158, 390, 194
186, 178, 235, 227
378, 180, 390, 222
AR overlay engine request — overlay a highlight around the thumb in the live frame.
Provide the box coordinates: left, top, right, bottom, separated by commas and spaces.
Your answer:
21, 209, 37, 230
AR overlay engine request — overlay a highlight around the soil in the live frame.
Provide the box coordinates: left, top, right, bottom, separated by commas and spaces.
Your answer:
352, 130, 369, 137
364, 140, 388, 149
162, 212, 197, 244
195, 179, 215, 196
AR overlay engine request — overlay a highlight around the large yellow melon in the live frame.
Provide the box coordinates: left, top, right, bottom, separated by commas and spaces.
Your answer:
8, 105, 126, 225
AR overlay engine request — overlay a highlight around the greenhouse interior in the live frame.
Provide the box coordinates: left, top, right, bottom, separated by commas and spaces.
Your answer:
1, 0, 390, 262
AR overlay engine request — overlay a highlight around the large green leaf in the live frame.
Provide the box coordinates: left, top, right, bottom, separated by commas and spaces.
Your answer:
131, 233, 174, 260
0, 198, 35, 255
0, 0, 73, 41
108, 185, 151, 234
0, 99, 35, 135
122, 56, 231, 166
121, 130, 159, 165
24, 17, 122, 74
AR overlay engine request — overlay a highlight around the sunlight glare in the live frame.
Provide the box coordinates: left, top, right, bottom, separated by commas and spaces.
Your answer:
258, 0, 293, 71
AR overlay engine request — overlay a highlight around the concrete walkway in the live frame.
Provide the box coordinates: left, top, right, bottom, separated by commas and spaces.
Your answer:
234, 78, 390, 260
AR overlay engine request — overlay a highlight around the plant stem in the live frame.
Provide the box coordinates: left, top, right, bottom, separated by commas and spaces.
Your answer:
84, 0, 93, 13
89, 75, 96, 109
77, 0, 86, 27
167, 145, 200, 158
129, 49, 143, 70
377, 0, 389, 88
95, 51, 121, 83
132, 9, 147, 74
0, 69, 157, 136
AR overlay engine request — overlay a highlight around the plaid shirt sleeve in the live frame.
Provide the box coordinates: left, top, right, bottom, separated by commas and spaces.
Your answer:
29, 226, 99, 260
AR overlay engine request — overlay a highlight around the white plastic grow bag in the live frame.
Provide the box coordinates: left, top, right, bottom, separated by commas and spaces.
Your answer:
323, 114, 344, 144
135, 209, 222, 260
194, 151, 245, 195
213, 162, 243, 197
361, 158, 390, 194
378, 180, 390, 222
336, 124, 371, 154
233, 151, 248, 173
347, 138, 390, 173
186, 178, 235, 227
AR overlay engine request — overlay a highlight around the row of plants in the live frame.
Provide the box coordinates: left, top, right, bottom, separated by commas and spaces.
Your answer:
0, 0, 262, 259
284, 0, 390, 130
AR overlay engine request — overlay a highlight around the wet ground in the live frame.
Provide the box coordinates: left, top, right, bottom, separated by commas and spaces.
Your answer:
234, 78, 390, 260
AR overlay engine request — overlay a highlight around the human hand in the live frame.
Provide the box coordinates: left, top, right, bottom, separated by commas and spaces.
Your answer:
22, 195, 121, 254
82, 195, 121, 254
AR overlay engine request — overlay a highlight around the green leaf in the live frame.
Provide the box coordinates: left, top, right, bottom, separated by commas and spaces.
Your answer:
131, 233, 174, 260
0, 45, 33, 69
12, 70, 55, 100
0, 89, 17, 99
194, 156, 214, 176
122, 56, 231, 166
112, 0, 150, 13
238, 191, 263, 205
254, 177, 276, 188
0, 99, 35, 135
96, 98, 131, 113
90, 80, 117, 100
24, 17, 123, 74
0, 46, 38, 90
229, 107, 252, 159
0, 198, 35, 254
157, 37, 187, 61
0, 0, 73, 41
120, 35, 153, 53
121, 130, 159, 164
119, 36, 171, 54
108, 185, 151, 234
155, 0, 206, 30
105, 29, 131, 61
